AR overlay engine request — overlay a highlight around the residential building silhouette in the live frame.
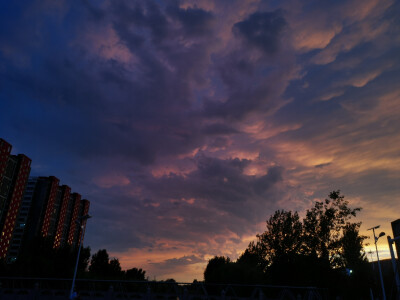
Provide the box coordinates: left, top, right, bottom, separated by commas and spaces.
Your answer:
0, 139, 31, 259
0, 138, 90, 262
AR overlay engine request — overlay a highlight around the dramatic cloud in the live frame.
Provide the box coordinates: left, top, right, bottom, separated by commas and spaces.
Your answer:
1, 0, 399, 281
233, 10, 286, 55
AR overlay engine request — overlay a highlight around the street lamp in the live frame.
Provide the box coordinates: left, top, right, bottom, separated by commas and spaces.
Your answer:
70, 214, 91, 300
368, 225, 386, 300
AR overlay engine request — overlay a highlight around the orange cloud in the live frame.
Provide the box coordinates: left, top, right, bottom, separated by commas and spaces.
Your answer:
109, 226, 263, 282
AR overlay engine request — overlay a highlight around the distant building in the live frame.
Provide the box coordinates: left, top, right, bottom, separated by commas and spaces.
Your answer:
391, 219, 400, 261
0, 139, 32, 259
0, 138, 90, 262
8, 177, 91, 261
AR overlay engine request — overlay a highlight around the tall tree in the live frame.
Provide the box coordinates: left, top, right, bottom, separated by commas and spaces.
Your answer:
89, 249, 111, 278
89, 249, 123, 279
253, 210, 303, 268
341, 223, 368, 269
302, 190, 362, 268
203, 256, 230, 283
109, 258, 123, 277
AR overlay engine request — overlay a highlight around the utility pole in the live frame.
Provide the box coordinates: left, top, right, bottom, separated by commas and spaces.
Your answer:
70, 214, 91, 300
368, 225, 386, 300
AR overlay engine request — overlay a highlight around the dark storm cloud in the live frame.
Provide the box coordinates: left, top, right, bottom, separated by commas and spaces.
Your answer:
202, 9, 289, 121
0, 0, 219, 166
233, 10, 286, 55
253, 166, 283, 194
83, 190, 157, 252
275, 35, 400, 143
110, 0, 215, 83
315, 162, 332, 169
166, 4, 214, 37
203, 84, 272, 120
82, 153, 285, 252
145, 154, 280, 202
0, 0, 288, 252
111, 1, 169, 46
202, 123, 239, 135
203, 57, 273, 121
142, 154, 285, 221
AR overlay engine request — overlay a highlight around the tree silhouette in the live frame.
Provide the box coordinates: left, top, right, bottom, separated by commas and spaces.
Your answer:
341, 223, 368, 268
89, 249, 123, 279
251, 210, 303, 269
302, 190, 363, 268
109, 258, 123, 277
89, 249, 110, 277
204, 190, 370, 293
339, 223, 372, 299
125, 267, 146, 280
204, 256, 230, 283
0, 236, 91, 278
1, 238, 146, 282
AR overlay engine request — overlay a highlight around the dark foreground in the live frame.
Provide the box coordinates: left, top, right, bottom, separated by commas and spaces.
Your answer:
0, 277, 326, 300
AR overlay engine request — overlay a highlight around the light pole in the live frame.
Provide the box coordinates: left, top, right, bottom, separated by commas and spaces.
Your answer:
368, 225, 386, 300
70, 214, 91, 300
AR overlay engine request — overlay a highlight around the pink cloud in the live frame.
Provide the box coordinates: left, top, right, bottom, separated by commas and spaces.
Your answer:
93, 174, 131, 188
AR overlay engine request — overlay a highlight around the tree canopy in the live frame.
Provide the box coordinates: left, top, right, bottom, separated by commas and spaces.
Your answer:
0, 236, 90, 278
88, 249, 147, 280
1, 239, 147, 282
89, 249, 125, 279
204, 191, 372, 297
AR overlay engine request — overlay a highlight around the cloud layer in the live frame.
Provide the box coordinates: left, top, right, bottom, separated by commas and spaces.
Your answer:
1, 0, 399, 281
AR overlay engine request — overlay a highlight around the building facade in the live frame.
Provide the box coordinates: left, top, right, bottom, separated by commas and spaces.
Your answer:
9, 176, 91, 261
24, 176, 60, 241
53, 185, 71, 248
0, 139, 32, 259
7, 177, 38, 262
0, 138, 90, 262
391, 219, 400, 262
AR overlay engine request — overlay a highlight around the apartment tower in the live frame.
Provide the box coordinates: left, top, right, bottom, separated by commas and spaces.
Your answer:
0, 139, 31, 259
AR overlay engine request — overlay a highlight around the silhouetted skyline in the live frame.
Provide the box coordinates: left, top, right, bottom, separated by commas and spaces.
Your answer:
0, 0, 399, 281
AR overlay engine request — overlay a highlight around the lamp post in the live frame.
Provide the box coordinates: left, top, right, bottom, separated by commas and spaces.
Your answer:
368, 225, 386, 300
70, 214, 91, 300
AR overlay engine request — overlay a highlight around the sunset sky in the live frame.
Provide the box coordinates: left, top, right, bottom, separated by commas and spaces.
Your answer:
1, 0, 399, 282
